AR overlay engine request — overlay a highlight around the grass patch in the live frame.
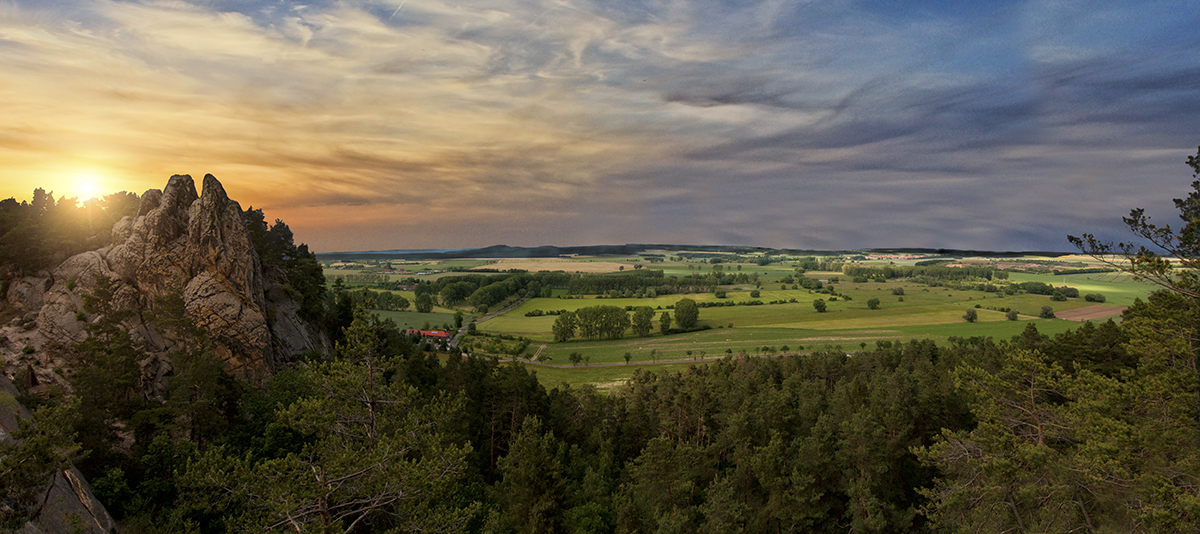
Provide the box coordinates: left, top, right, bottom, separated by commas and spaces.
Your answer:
373, 309, 467, 330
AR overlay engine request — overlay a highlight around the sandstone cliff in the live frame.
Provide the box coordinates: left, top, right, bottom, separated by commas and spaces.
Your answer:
1, 174, 328, 390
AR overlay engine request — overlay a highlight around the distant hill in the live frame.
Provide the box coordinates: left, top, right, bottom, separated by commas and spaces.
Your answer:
316, 244, 1075, 260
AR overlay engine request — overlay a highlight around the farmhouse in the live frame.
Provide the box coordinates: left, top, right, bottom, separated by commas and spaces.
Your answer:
407, 329, 451, 340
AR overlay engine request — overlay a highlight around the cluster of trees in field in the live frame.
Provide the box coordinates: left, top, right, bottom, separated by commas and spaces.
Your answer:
841, 264, 1005, 281
0, 188, 140, 274
784, 256, 844, 271
333, 285, 411, 311
548, 299, 702, 342
406, 272, 572, 312
565, 269, 665, 294
398, 269, 766, 315
331, 272, 391, 286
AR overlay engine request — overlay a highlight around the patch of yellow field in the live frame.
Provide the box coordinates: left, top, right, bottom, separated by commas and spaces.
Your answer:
471, 258, 633, 273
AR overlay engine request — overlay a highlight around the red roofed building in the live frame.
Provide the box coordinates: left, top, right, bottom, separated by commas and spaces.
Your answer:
407, 329, 451, 340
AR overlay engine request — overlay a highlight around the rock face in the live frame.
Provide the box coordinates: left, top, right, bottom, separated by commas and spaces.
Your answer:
0, 375, 117, 533
2, 174, 328, 388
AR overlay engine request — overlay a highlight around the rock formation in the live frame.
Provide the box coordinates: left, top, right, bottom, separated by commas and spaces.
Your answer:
0, 375, 117, 533
1, 174, 328, 390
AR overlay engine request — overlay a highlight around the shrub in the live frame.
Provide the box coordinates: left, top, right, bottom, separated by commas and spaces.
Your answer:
1039, 305, 1055, 319
1006, 309, 1019, 321
867, 298, 881, 310
1085, 293, 1107, 302
892, 287, 905, 296
963, 308, 978, 323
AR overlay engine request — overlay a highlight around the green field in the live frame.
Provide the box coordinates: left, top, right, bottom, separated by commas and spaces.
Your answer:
503, 282, 1139, 387
374, 309, 468, 330
328, 253, 1152, 390
1006, 271, 1155, 307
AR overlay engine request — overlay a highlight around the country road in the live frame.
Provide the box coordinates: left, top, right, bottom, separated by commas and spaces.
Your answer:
448, 293, 532, 348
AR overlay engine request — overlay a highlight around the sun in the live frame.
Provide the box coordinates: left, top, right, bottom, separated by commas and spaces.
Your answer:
74, 173, 101, 200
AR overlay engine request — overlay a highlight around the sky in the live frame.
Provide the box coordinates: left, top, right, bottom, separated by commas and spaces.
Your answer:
2, 0, 1199, 253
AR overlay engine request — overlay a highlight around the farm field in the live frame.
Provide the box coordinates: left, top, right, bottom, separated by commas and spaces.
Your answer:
472, 258, 638, 273
1006, 271, 1153, 307
328, 252, 1155, 390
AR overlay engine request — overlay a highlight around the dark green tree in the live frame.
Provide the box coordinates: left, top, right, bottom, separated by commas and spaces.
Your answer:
674, 298, 699, 329
181, 305, 475, 533
0, 397, 81, 530
552, 311, 577, 342
631, 306, 655, 337
69, 275, 147, 468
243, 209, 326, 320
415, 292, 434, 313
485, 417, 566, 533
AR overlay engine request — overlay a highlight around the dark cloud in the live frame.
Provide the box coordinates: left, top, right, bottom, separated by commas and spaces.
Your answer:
3, 0, 1200, 252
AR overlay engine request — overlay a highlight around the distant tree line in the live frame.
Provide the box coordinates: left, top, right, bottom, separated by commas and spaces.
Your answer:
841, 264, 1004, 281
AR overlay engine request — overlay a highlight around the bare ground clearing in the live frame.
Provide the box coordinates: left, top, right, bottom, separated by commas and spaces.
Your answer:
1055, 305, 1127, 322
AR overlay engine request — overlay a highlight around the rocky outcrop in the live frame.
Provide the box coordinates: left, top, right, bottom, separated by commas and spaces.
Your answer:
0, 375, 116, 533
2, 174, 328, 389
